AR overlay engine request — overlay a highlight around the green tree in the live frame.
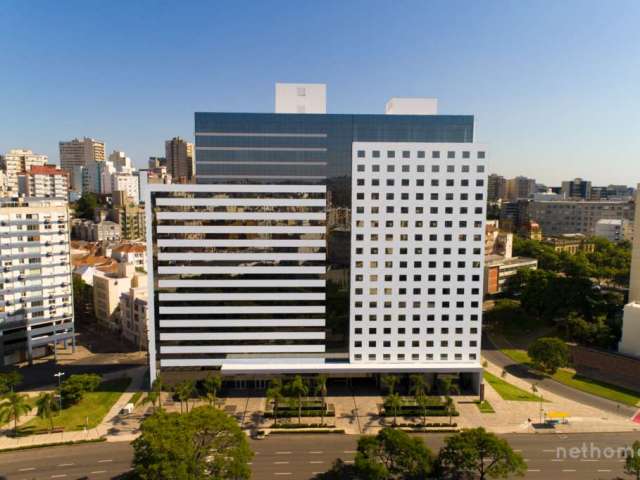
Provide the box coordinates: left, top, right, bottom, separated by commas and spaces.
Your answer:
385, 392, 403, 426
131, 406, 253, 480
59, 373, 101, 407
0, 391, 32, 435
143, 376, 163, 413
415, 392, 430, 427
438, 427, 527, 480
35, 392, 57, 432
381, 374, 399, 394
266, 378, 284, 426
286, 375, 308, 424
175, 380, 195, 414
75, 192, 99, 220
437, 376, 459, 396
354, 428, 434, 480
314, 374, 328, 426
73, 276, 94, 324
624, 440, 640, 480
409, 374, 427, 398
444, 396, 455, 425
528, 337, 570, 374
202, 373, 222, 407
0, 370, 22, 394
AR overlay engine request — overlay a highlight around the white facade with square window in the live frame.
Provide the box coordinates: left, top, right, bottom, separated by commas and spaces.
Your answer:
349, 143, 487, 366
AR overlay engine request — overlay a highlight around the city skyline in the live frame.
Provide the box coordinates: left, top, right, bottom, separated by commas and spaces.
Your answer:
1, 0, 639, 185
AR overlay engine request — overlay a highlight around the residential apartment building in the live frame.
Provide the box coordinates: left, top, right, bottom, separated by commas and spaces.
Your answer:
0, 149, 48, 195
544, 235, 596, 254
0, 198, 74, 365
59, 137, 105, 188
595, 219, 633, 242
165, 137, 194, 182
18, 165, 69, 198
93, 262, 145, 331
487, 174, 506, 202
72, 220, 121, 242
505, 176, 536, 201
144, 84, 486, 391
529, 200, 634, 236
112, 203, 146, 240
620, 186, 640, 357
111, 243, 146, 271
119, 286, 148, 350
109, 151, 133, 173
111, 173, 139, 204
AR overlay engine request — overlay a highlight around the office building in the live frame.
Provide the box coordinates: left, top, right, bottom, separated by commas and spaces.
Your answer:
148, 157, 167, 169
165, 137, 194, 182
543, 235, 595, 254
505, 176, 536, 201
529, 200, 634, 236
0, 198, 74, 365
595, 219, 633, 242
620, 186, 640, 357
561, 178, 592, 200
59, 137, 105, 188
18, 165, 69, 198
487, 174, 506, 202
144, 84, 486, 390
0, 149, 48, 195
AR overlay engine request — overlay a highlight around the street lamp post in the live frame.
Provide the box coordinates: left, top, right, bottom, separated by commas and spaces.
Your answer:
54, 371, 65, 411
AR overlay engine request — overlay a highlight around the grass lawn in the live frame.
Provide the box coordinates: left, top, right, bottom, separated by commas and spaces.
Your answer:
484, 371, 543, 402
500, 348, 532, 366
552, 369, 640, 407
475, 400, 496, 413
21, 377, 131, 434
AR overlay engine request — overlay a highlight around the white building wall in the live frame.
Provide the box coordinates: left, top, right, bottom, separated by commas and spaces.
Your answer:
275, 83, 327, 114
349, 143, 486, 365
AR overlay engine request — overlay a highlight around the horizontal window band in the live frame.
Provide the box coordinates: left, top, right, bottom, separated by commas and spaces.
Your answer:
147, 184, 326, 193
155, 198, 326, 207
159, 306, 325, 314
197, 161, 327, 166
159, 293, 325, 301
196, 132, 327, 138
158, 266, 325, 275
158, 253, 325, 262
157, 239, 325, 247
159, 319, 326, 328
160, 345, 325, 354
196, 146, 327, 152
156, 212, 325, 221
196, 175, 327, 180
159, 332, 326, 341
158, 279, 325, 288
157, 226, 326, 234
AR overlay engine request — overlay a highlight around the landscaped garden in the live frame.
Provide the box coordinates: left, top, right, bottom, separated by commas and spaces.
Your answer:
483, 371, 541, 402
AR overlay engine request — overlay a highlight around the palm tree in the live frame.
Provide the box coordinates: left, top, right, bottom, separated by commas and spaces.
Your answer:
314, 374, 328, 426
381, 374, 399, 394
445, 395, 455, 425
266, 378, 284, 426
286, 375, 308, 424
35, 392, 56, 432
386, 392, 403, 426
415, 392, 430, 426
175, 380, 195, 414
410, 374, 428, 397
0, 391, 32, 435
202, 373, 222, 407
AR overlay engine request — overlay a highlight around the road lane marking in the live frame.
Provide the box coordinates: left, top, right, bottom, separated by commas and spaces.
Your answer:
90, 471, 107, 475
344, 460, 354, 464
542, 449, 555, 453
19, 468, 36, 472
51, 475, 67, 478
514, 449, 523, 452
597, 470, 612, 473
274, 461, 290, 465
528, 469, 541, 472
274, 473, 292, 476
580, 459, 599, 462
276, 451, 292, 455
309, 460, 324, 464
562, 469, 576, 472
98, 459, 113, 463
309, 450, 323, 454
343, 450, 357, 454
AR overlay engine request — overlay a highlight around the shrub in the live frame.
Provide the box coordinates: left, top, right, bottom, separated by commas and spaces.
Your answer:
59, 374, 101, 407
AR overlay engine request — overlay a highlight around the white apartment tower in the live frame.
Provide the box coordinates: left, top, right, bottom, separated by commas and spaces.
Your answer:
59, 137, 105, 188
0, 198, 75, 365
145, 85, 486, 390
0, 149, 48, 195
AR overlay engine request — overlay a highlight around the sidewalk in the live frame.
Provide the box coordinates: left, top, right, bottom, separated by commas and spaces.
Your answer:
0, 366, 147, 450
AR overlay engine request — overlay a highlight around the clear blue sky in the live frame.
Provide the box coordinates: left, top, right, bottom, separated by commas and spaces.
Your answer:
1, 0, 639, 186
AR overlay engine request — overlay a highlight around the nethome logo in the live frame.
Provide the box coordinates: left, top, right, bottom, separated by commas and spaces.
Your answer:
557, 442, 640, 460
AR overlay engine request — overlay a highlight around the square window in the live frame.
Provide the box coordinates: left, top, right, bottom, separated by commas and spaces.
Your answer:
387, 150, 395, 158
432, 151, 440, 158
357, 150, 365, 158
373, 150, 380, 158
447, 151, 455, 158
402, 151, 410, 158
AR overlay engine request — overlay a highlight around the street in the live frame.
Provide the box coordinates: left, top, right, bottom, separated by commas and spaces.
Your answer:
2, 432, 640, 479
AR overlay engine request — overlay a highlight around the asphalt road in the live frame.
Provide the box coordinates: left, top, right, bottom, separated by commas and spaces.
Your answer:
482, 335, 638, 418
2, 432, 640, 479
